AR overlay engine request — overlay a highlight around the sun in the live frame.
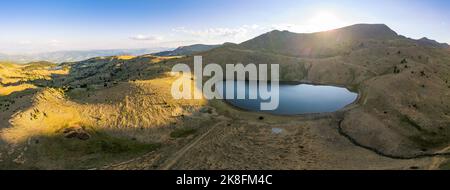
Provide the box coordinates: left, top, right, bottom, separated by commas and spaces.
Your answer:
308, 11, 347, 32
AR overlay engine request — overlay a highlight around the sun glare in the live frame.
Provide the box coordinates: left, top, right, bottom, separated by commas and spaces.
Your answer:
308, 11, 347, 32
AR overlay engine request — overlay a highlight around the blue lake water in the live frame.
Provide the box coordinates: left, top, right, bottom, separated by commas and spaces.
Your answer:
217, 81, 358, 115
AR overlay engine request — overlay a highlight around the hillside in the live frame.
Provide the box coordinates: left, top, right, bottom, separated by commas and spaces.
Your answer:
0, 56, 209, 169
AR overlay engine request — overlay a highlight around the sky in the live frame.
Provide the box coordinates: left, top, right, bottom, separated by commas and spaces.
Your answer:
0, 0, 449, 54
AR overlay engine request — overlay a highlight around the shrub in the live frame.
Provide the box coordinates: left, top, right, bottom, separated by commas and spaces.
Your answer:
401, 58, 408, 64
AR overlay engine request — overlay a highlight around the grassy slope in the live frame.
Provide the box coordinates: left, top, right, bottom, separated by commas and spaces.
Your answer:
0, 57, 208, 169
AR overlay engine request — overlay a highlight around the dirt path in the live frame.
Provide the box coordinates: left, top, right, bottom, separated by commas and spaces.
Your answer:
158, 120, 226, 170
428, 146, 450, 169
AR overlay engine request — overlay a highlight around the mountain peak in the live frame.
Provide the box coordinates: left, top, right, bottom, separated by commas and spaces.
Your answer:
338, 23, 391, 29
417, 37, 450, 48
324, 23, 398, 40
240, 23, 399, 58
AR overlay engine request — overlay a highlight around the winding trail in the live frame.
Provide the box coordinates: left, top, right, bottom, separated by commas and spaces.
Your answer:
158, 121, 226, 170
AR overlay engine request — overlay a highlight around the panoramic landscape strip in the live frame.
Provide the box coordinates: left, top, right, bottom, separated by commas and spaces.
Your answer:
0, 1, 450, 181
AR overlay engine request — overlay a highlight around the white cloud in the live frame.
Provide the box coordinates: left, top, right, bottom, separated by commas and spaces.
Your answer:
174, 25, 262, 37
18, 40, 32, 45
130, 34, 162, 41
51, 39, 61, 43
49, 39, 63, 46
172, 24, 266, 44
270, 23, 301, 31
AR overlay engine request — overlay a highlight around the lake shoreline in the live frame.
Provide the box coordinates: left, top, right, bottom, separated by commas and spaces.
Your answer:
216, 80, 360, 117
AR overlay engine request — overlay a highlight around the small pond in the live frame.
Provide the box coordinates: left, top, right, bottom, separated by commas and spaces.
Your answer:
217, 81, 358, 115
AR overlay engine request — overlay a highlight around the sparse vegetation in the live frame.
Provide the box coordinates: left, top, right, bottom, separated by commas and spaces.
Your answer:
170, 127, 197, 138
394, 66, 400, 74
400, 58, 408, 64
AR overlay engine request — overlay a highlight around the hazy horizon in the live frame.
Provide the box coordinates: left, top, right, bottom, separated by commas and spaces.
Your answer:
1, 0, 449, 54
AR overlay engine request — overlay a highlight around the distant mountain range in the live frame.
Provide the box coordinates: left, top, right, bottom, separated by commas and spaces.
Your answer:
0, 48, 169, 63
152, 44, 221, 56
0, 44, 222, 63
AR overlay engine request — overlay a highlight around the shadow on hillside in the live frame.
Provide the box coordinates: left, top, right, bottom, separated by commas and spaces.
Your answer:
0, 57, 212, 169
0, 124, 164, 170
0, 101, 211, 169
0, 88, 38, 128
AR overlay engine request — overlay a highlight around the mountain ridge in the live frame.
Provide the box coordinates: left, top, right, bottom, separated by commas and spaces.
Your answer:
152, 44, 221, 56
416, 37, 450, 48
239, 24, 400, 58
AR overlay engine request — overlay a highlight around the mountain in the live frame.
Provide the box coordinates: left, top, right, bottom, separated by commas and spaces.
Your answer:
239, 24, 399, 57
152, 44, 221, 56
416, 37, 450, 48
0, 48, 169, 63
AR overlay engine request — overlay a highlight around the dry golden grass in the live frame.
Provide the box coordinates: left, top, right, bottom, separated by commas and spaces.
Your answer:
0, 63, 68, 84
0, 83, 37, 96
1, 74, 206, 144
0, 62, 67, 97
116, 55, 136, 60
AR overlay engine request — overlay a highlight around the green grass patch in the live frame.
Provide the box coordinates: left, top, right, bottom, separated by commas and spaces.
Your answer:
170, 127, 197, 138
